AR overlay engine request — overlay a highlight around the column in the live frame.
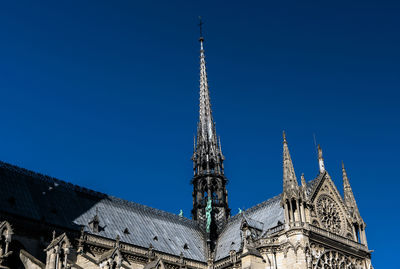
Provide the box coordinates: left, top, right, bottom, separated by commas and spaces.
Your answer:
351, 224, 358, 242
361, 226, 368, 246
284, 201, 289, 228
48, 252, 56, 269
289, 200, 294, 224
300, 201, 306, 224
296, 199, 301, 223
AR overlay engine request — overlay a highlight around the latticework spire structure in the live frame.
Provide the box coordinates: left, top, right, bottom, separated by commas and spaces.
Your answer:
191, 30, 230, 247
192, 36, 224, 176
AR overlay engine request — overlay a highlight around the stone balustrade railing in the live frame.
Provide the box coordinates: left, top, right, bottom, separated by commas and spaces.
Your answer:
265, 224, 285, 235
308, 224, 368, 252
259, 223, 368, 253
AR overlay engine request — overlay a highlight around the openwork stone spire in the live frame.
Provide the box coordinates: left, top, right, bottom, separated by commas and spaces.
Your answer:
191, 22, 229, 250
199, 38, 215, 143
192, 32, 224, 176
282, 131, 297, 190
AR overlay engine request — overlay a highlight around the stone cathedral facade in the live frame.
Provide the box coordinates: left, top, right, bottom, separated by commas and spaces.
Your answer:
0, 35, 373, 269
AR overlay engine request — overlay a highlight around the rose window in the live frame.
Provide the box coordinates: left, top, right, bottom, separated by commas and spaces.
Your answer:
316, 195, 342, 234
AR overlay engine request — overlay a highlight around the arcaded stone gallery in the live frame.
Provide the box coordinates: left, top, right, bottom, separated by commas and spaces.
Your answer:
0, 35, 372, 269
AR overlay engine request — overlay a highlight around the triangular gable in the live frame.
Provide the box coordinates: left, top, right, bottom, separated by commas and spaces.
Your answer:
45, 233, 71, 251
240, 213, 264, 231
307, 172, 326, 202
309, 172, 348, 212
308, 171, 357, 239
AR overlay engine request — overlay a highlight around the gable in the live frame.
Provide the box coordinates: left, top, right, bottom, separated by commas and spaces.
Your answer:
308, 172, 354, 238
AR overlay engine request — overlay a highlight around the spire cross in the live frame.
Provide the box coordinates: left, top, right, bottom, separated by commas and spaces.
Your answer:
198, 16, 204, 38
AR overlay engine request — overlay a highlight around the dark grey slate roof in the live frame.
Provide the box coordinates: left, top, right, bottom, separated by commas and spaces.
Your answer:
0, 161, 206, 262
0, 160, 322, 263
214, 195, 284, 261
242, 214, 264, 231
214, 178, 320, 261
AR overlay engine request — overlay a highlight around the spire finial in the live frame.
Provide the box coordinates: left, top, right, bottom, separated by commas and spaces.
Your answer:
115, 235, 120, 247
283, 131, 287, 143
342, 161, 349, 184
198, 16, 204, 40
318, 144, 325, 173
301, 173, 306, 187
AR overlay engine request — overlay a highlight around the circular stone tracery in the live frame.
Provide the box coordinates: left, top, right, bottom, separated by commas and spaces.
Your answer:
316, 195, 343, 234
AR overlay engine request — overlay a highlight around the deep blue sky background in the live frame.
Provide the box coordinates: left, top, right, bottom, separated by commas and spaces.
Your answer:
0, 0, 398, 266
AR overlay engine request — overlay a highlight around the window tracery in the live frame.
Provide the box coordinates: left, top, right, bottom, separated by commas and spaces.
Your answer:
316, 195, 343, 234
314, 250, 355, 269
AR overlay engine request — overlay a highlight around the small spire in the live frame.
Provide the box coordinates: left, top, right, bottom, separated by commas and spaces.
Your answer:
301, 173, 306, 187
318, 144, 325, 173
282, 132, 297, 190
52, 230, 56, 241
342, 161, 347, 178
342, 162, 361, 219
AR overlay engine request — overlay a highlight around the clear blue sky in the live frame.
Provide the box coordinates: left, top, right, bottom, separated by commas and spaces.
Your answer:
0, 0, 398, 266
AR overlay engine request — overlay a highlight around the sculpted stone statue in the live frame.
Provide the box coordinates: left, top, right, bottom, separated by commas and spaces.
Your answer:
206, 197, 212, 233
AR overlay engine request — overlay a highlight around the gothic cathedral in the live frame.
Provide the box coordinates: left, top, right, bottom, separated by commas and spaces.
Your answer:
0, 33, 373, 269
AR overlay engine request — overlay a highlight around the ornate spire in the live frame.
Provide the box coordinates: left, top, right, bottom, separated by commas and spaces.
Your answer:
191, 20, 230, 247
198, 32, 216, 145
282, 131, 297, 190
318, 144, 325, 173
342, 162, 360, 218
192, 19, 223, 176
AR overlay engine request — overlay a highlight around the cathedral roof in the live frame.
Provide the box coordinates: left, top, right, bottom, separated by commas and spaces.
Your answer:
0, 160, 320, 263
0, 161, 206, 262
214, 195, 283, 261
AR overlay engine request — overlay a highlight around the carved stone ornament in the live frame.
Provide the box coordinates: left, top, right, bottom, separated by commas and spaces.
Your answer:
314, 250, 355, 269
316, 195, 343, 234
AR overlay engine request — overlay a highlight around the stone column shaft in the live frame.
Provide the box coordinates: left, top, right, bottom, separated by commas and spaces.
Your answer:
300, 201, 306, 224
